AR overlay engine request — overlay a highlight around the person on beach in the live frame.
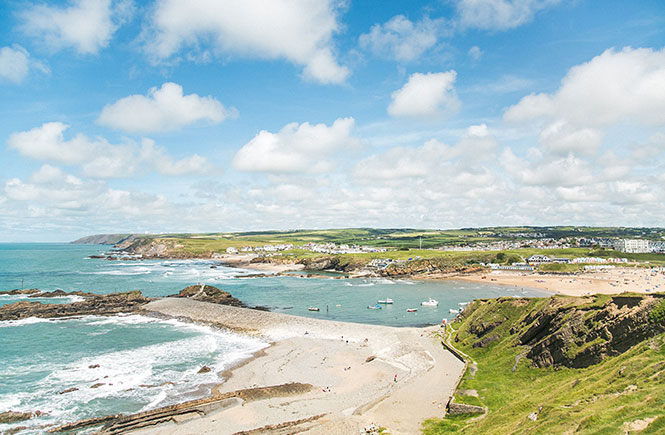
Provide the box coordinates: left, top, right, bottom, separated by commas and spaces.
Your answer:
394, 374, 397, 383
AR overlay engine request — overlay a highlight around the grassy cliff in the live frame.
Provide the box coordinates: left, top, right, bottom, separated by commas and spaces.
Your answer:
424, 294, 665, 434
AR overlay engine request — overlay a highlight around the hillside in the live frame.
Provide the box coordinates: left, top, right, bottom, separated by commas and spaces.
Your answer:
71, 234, 139, 245
424, 294, 665, 434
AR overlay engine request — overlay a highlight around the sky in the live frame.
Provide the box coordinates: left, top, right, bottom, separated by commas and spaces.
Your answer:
1, 0, 664, 242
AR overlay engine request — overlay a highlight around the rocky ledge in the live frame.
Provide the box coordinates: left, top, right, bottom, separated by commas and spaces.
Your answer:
0, 290, 151, 321
0, 285, 251, 322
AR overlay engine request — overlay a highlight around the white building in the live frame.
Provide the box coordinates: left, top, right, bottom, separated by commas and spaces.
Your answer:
613, 239, 650, 253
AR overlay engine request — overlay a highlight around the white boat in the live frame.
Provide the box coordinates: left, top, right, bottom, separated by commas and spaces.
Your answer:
377, 298, 394, 304
308, 307, 320, 312
367, 304, 382, 310
458, 302, 469, 306
449, 308, 461, 314
406, 308, 418, 312
421, 298, 439, 307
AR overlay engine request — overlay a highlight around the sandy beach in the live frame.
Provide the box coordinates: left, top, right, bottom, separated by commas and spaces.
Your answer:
217, 253, 304, 273
449, 267, 665, 297
125, 298, 464, 435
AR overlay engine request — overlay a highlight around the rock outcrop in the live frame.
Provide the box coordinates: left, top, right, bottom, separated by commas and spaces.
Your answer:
459, 294, 665, 369
520, 295, 665, 368
171, 285, 245, 307
0, 291, 151, 321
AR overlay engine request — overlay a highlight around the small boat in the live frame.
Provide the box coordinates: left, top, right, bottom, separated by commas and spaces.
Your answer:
421, 298, 439, 307
449, 308, 461, 314
458, 302, 469, 306
367, 304, 383, 310
377, 298, 394, 304
308, 307, 320, 312
406, 308, 418, 312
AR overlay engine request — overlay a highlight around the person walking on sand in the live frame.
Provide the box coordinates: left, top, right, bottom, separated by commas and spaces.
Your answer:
394, 374, 397, 383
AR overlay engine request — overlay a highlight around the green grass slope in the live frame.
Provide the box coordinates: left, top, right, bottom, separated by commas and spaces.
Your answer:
424, 296, 665, 434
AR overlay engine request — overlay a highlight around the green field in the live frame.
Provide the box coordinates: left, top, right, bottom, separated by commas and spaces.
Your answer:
109, 227, 665, 269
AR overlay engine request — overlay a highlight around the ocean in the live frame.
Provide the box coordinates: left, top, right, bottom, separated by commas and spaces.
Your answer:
0, 243, 550, 433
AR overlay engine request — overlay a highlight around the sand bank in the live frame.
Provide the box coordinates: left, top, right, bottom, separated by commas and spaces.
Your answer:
446, 267, 665, 297
132, 298, 464, 434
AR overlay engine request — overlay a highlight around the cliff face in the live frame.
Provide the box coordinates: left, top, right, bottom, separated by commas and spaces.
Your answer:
456, 293, 665, 369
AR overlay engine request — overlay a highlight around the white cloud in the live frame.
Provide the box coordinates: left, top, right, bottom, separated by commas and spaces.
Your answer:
354, 124, 497, 180
358, 15, 448, 62
0, 46, 30, 83
98, 82, 235, 133
457, 0, 562, 30
353, 139, 452, 180
468, 45, 483, 61
388, 71, 460, 118
7, 122, 210, 178
500, 148, 594, 187
8, 122, 101, 165
4, 165, 171, 216
538, 120, 603, 155
233, 117, 357, 173
5, 165, 105, 209
144, 0, 349, 84
140, 139, 213, 176
505, 47, 665, 128
20, 0, 132, 54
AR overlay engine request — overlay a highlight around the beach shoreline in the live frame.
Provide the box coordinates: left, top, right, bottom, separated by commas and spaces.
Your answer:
98, 298, 465, 435
435, 267, 665, 297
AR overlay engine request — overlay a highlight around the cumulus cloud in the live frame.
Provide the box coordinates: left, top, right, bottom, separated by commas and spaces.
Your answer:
500, 148, 594, 187
5, 165, 105, 209
8, 122, 105, 165
143, 0, 349, 84
457, 0, 562, 30
537, 120, 603, 155
388, 71, 460, 118
0, 46, 30, 83
504, 47, 665, 160
354, 124, 498, 180
505, 47, 665, 127
20, 0, 132, 54
4, 165, 171, 216
7, 122, 211, 177
140, 139, 213, 176
98, 82, 235, 133
233, 117, 357, 173
358, 15, 448, 62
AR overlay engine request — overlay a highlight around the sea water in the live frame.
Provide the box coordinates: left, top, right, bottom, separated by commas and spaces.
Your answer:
0, 243, 550, 432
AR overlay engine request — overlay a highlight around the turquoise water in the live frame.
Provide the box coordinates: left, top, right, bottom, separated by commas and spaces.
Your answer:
0, 243, 550, 432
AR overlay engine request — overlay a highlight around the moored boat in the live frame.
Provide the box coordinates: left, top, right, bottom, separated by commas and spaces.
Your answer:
367, 304, 382, 310
377, 298, 394, 304
308, 307, 320, 312
421, 298, 439, 306
406, 308, 418, 312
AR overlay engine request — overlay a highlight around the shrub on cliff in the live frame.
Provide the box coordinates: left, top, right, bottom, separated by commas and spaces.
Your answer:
649, 299, 665, 324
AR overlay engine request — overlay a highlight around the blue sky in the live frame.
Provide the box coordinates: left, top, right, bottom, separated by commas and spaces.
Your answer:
1, 0, 664, 241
